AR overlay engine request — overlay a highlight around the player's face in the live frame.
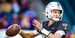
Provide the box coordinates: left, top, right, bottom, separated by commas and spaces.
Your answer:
51, 10, 61, 18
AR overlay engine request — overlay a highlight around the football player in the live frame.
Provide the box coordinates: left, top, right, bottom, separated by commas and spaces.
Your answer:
19, 2, 68, 38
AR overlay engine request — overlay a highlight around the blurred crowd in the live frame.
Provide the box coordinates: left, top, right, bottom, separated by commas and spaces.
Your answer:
66, 25, 75, 38
0, 0, 37, 30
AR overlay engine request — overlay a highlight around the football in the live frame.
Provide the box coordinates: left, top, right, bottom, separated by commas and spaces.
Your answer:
6, 24, 21, 37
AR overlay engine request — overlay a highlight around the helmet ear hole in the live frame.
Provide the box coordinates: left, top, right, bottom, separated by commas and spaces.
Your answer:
47, 15, 48, 17
51, 11, 52, 13
59, 17, 61, 20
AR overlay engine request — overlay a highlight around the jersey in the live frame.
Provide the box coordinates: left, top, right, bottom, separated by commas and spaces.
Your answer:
42, 20, 68, 38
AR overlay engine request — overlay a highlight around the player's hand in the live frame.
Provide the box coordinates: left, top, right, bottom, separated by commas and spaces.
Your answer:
33, 19, 42, 31
12, 24, 21, 34
6, 24, 21, 37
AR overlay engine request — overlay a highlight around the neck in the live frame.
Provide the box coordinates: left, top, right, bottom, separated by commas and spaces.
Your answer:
48, 19, 55, 26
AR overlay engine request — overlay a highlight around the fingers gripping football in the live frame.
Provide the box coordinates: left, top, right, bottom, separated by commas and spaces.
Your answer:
6, 24, 21, 37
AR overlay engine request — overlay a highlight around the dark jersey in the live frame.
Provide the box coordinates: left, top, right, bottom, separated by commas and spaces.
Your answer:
42, 20, 68, 38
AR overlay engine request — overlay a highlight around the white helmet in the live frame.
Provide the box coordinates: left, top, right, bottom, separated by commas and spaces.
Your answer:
45, 2, 63, 21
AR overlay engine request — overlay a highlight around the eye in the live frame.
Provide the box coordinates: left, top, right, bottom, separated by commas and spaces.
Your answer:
54, 12, 57, 13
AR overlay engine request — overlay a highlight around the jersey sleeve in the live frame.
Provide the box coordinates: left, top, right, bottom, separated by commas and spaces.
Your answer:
57, 21, 68, 31
56, 21, 68, 37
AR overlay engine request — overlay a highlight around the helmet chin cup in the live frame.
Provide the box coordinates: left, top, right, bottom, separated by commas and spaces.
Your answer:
52, 17, 60, 21
48, 16, 60, 21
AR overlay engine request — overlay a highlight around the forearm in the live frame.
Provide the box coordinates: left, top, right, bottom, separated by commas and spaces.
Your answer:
48, 33, 62, 38
40, 28, 63, 38
19, 30, 33, 38
19, 30, 39, 38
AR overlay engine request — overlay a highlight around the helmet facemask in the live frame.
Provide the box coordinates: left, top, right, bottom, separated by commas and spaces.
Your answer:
51, 10, 62, 21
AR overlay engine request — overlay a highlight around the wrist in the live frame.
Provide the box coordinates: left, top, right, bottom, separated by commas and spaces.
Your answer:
40, 28, 51, 37
38, 27, 42, 32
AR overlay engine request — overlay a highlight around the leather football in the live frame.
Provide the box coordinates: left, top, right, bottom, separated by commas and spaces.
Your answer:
6, 24, 21, 37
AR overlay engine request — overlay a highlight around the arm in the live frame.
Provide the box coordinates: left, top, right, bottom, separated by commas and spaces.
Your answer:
48, 32, 62, 38
10, 24, 39, 38
19, 29, 39, 38
40, 28, 65, 38
48, 30, 65, 38
33, 20, 68, 38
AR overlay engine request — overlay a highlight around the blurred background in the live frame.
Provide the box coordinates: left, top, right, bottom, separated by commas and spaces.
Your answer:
0, 0, 75, 38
